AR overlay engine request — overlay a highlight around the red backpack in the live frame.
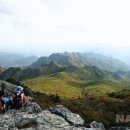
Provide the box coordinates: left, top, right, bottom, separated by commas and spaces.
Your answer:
21, 93, 26, 106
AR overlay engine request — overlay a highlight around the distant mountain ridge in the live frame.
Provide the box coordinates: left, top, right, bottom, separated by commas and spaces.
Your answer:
31, 52, 130, 71
0, 52, 38, 67
0, 60, 126, 81
0, 52, 129, 71
0, 52, 130, 82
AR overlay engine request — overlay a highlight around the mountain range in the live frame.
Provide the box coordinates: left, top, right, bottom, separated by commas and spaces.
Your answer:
0, 52, 38, 67
31, 52, 130, 72
0, 52, 130, 82
0, 52, 129, 72
0, 52, 130, 99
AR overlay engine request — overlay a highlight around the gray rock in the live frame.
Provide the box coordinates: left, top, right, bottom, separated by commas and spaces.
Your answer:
49, 105, 84, 126
90, 121, 105, 130
109, 127, 130, 130
0, 80, 16, 96
0, 127, 8, 130
21, 128, 35, 130
0, 103, 105, 130
20, 102, 42, 113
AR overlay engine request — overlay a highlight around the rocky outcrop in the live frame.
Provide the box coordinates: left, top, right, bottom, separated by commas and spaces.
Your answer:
0, 102, 105, 130
49, 105, 84, 126
90, 121, 105, 130
0, 80, 33, 97
0, 80, 17, 96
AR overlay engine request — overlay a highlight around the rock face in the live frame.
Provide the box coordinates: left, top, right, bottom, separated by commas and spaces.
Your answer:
90, 121, 105, 130
0, 80, 17, 96
49, 105, 84, 126
0, 103, 105, 130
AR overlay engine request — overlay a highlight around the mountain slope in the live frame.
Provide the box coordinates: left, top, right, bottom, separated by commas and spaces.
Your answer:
22, 71, 125, 99
31, 52, 130, 71
0, 61, 122, 81
31, 53, 70, 67
0, 67, 40, 80
115, 70, 130, 81
0, 67, 5, 74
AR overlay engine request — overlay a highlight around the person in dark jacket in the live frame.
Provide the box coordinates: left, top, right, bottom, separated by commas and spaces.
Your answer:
13, 86, 26, 109
1, 96, 13, 109
0, 92, 5, 113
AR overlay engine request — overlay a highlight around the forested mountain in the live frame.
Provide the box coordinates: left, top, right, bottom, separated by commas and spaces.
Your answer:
0, 61, 127, 81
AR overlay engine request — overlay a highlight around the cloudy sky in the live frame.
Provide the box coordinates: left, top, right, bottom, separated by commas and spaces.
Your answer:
0, 0, 130, 62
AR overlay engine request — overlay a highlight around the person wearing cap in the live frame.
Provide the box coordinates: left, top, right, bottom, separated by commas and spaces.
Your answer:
13, 86, 26, 109
0, 92, 5, 113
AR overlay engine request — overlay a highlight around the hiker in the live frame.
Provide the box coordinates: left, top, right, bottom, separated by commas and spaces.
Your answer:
1, 96, 13, 109
13, 86, 26, 109
0, 92, 5, 113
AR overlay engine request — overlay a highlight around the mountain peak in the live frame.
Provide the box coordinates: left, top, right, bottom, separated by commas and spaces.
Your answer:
31, 52, 130, 71
48, 60, 62, 68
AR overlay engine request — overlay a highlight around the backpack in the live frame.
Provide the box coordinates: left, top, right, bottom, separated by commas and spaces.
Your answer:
21, 93, 26, 106
13, 93, 22, 109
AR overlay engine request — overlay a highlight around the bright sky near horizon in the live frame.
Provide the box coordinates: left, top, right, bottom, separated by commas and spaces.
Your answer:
0, 0, 130, 61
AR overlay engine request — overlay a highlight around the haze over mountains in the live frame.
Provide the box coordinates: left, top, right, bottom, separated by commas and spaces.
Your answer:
31, 52, 130, 72
0, 51, 130, 71
0, 52, 38, 68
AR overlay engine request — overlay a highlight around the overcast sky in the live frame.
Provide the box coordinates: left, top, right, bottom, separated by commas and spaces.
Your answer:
0, 0, 130, 62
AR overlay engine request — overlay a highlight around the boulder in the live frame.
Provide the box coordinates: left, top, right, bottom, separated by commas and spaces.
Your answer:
49, 105, 84, 126
90, 121, 105, 130
0, 80, 16, 96
20, 102, 42, 113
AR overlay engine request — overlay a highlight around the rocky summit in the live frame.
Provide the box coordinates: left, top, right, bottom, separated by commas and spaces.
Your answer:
0, 101, 105, 130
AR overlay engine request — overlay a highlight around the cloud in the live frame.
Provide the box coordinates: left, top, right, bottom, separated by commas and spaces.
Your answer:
0, 0, 130, 56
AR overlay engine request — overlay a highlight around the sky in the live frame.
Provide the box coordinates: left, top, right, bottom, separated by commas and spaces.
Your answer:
0, 0, 130, 63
